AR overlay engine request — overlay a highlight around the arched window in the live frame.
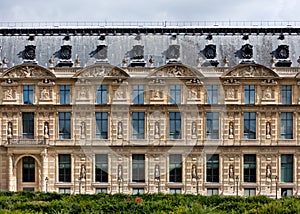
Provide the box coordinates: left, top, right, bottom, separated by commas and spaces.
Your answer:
22, 156, 35, 182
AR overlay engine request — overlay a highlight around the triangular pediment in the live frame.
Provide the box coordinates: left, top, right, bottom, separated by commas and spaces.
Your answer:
147, 64, 204, 78
2, 64, 56, 79
222, 64, 279, 78
295, 72, 300, 79
74, 64, 130, 78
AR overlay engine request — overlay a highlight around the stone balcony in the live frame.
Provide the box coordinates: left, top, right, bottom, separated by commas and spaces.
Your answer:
7, 135, 46, 145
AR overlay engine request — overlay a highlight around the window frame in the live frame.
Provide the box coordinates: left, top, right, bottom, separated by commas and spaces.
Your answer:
244, 112, 256, 139
95, 112, 108, 139
95, 154, 108, 183
96, 85, 107, 104
169, 112, 181, 139
22, 112, 34, 139
59, 112, 71, 139
206, 154, 219, 183
170, 85, 181, 104
281, 85, 292, 105
207, 85, 218, 104
133, 85, 144, 104
281, 154, 293, 183
169, 154, 182, 183
22, 156, 35, 182
244, 85, 255, 104
244, 154, 256, 183
132, 154, 145, 183
60, 85, 70, 105
23, 85, 34, 104
132, 112, 145, 139
206, 112, 219, 139
281, 112, 293, 139
58, 154, 71, 183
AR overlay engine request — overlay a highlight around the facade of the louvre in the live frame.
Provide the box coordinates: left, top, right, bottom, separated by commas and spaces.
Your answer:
0, 22, 299, 197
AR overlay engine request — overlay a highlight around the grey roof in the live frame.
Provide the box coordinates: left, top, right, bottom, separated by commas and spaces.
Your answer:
0, 23, 300, 69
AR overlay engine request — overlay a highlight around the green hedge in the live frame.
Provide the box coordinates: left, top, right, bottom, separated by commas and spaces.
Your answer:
0, 192, 299, 213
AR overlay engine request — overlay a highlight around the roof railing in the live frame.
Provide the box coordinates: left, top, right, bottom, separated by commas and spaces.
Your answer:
0, 21, 300, 28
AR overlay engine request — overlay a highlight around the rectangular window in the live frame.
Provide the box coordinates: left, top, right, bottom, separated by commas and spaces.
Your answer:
170, 85, 181, 104
244, 112, 256, 139
207, 188, 219, 196
281, 154, 293, 183
169, 154, 182, 182
206, 154, 219, 182
244, 154, 256, 183
59, 154, 71, 182
133, 85, 144, 104
282, 85, 292, 105
206, 112, 219, 139
23, 85, 34, 104
96, 85, 107, 104
22, 157, 35, 182
96, 112, 108, 139
207, 85, 218, 104
132, 188, 144, 195
132, 112, 145, 139
244, 85, 255, 104
96, 188, 107, 194
59, 112, 71, 139
170, 188, 181, 194
95, 154, 108, 182
244, 188, 256, 197
281, 188, 293, 197
281, 112, 293, 139
132, 154, 145, 182
60, 85, 70, 104
169, 112, 181, 139
22, 112, 34, 139
59, 188, 71, 194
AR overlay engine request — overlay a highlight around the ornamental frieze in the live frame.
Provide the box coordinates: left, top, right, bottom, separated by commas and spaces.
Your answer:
2, 65, 56, 79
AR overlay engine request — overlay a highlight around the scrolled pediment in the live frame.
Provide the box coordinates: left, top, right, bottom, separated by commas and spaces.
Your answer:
147, 64, 204, 78
74, 64, 130, 78
1, 64, 56, 79
222, 64, 279, 78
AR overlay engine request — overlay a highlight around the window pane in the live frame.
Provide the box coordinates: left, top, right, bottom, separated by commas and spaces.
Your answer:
244, 85, 255, 104
206, 154, 219, 182
281, 112, 293, 139
59, 112, 71, 139
133, 85, 144, 104
170, 85, 181, 104
96, 85, 107, 104
96, 112, 108, 139
132, 154, 145, 182
23, 85, 34, 104
281, 154, 293, 183
95, 154, 108, 182
59, 154, 71, 182
244, 112, 256, 139
60, 85, 70, 104
244, 154, 256, 182
169, 112, 181, 139
207, 85, 218, 104
22, 112, 34, 139
206, 112, 219, 139
132, 112, 145, 139
282, 85, 292, 104
169, 154, 182, 182
22, 156, 35, 182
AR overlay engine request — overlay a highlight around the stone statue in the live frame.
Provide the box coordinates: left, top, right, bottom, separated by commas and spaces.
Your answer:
41, 88, 50, 100
192, 122, 197, 137
266, 122, 271, 137
264, 87, 272, 99
229, 122, 234, 138
44, 123, 49, 139
155, 164, 160, 180
80, 164, 86, 179
5, 88, 14, 100
7, 122, 12, 139
226, 87, 235, 99
154, 121, 160, 138
118, 165, 122, 180
117, 121, 123, 138
80, 122, 86, 139
266, 164, 272, 179
192, 164, 197, 179
229, 164, 234, 179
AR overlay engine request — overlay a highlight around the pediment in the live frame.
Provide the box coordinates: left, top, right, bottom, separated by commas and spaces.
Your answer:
2, 64, 56, 79
222, 64, 279, 78
295, 72, 300, 79
147, 64, 204, 78
74, 64, 130, 78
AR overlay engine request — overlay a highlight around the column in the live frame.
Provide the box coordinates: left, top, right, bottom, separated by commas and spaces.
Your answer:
8, 154, 16, 191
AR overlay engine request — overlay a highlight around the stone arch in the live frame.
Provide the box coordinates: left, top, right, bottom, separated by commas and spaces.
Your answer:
221, 64, 279, 78
1, 64, 56, 79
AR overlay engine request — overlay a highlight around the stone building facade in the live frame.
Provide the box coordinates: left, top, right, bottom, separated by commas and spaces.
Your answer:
0, 22, 300, 197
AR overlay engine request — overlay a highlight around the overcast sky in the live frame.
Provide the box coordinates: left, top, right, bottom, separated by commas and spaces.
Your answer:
0, 0, 299, 23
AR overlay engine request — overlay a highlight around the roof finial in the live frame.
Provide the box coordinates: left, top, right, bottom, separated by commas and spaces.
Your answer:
122, 56, 128, 67
49, 56, 54, 68
223, 56, 229, 67
75, 55, 81, 67
2, 55, 8, 68
271, 55, 276, 67
149, 56, 154, 67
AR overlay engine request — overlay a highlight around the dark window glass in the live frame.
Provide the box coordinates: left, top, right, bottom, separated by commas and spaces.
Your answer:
281, 112, 293, 139
169, 154, 182, 182
281, 154, 293, 183
206, 154, 219, 182
96, 112, 108, 139
132, 154, 145, 182
59, 154, 71, 182
206, 112, 219, 139
96, 85, 107, 104
22, 112, 34, 139
282, 85, 292, 105
60, 85, 70, 104
169, 112, 181, 139
23, 85, 34, 104
170, 85, 181, 104
132, 112, 145, 139
95, 154, 108, 182
133, 85, 144, 104
244, 112, 256, 139
207, 85, 218, 104
244, 154, 256, 182
22, 156, 35, 182
59, 112, 71, 139
244, 85, 255, 104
